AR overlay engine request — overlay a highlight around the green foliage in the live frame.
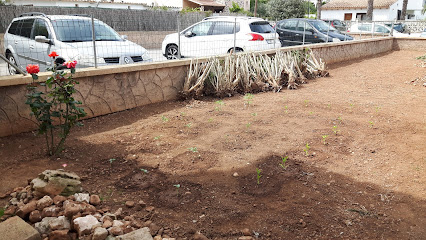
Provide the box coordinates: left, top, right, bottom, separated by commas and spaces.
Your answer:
267, 0, 305, 20
26, 62, 86, 156
279, 156, 288, 169
303, 143, 310, 156
0, 207, 4, 218
230, 2, 244, 12
244, 93, 254, 106
322, 135, 328, 145
256, 168, 262, 184
188, 147, 198, 152
332, 125, 339, 134
152, 6, 168, 11
161, 115, 169, 122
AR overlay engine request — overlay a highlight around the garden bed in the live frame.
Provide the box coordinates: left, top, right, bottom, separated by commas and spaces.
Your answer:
0, 50, 425, 239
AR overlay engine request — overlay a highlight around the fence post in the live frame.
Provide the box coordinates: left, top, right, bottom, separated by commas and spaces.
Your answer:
91, 15, 98, 68
302, 21, 306, 45
326, 21, 330, 42
274, 19, 277, 48
344, 23, 347, 41
233, 17, 237, 53
391, 22, 394, 36
177, 14, 181, 59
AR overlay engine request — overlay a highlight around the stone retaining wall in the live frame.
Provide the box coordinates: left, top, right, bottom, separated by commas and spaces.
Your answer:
0, 37, 423, 137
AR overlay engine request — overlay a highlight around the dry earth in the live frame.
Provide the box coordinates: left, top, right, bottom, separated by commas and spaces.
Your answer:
0, 50, 425, 239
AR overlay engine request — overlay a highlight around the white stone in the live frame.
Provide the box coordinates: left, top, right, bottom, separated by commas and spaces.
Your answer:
74, 193, 90, 203
73, 215, 100, 236
49, 216, 70, 231
92, 227, 109, 240
112, 220, 124, 228
34, 217, 56, 235
116, 227, 153, 240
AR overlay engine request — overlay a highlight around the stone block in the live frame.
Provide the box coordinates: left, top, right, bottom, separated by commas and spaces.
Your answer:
0, 216, 41, 240
115, 227, 153, 240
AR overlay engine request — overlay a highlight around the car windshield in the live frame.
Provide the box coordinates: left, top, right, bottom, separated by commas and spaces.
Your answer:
249, 21, 275, 33
52, 19, 122, 42
310, 20, 338, 32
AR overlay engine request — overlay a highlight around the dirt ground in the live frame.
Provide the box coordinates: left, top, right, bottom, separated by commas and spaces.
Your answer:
0, 50, 425, 239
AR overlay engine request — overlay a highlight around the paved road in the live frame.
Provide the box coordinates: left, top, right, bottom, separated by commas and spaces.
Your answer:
0, 49, 166, 77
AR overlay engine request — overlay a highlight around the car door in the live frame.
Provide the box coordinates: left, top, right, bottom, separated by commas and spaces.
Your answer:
276, 20, 298, 46
209, 21, 239, 55
180, 21, 214, 58
10, 19, 35, 68
296, 21, 319, 44
30, 18, 54, 71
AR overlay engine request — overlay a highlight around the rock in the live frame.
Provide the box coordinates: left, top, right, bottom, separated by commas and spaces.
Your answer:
109, 226, 123, 236
125, 201, 135, 208
4, 205, 17, 215
29, 210, 42, 223
105, 236, 116, 240
193, 232, 209, 240
41, 206, 61, 218
64, 202, 82, 218
149, 223, 160, 235
50, 216, 71, 231
92, 227, 108, 240
36, 196, 54, 210
34, 217, 57, 235
138, 201, 146, 208
241, 228, 251, 236
233, 172, 239, 177
73, 215, 100, 236
0, 216, 41, 240
53, 196, 67, 206
112, 220, 124, 228
238, 237, 254, 240
90, 195, 101, 206
153, 236, 162, 240
31, 170, 82, 197
49, 229, 70, 240
16, 200, 37, 218
114, 208, 123, 219
145, 206, 155, 212
115, 227, 153, 240
74, 193, 90, 203
82, 204, 97, 215
102, 219, 113, 229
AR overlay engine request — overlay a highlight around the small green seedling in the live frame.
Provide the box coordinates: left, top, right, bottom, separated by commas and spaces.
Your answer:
332, 125, 339, 135
188, 147, 198, 153
161, 115, 169, 122
154, 135, 162, 140
180, 112, 186, 116
327, 104, 331, 108
140, 169, 149, 174
246, 122, 252, 128
304, 100, 309, 107
369, 121, 374, 128
279, 156, 288, 169
284, 105, 288, 114
304, 143, 310, 156
173, 184, 181, 195
375, 107, 381, 112
244, 93, 254, 106
251, 112, 257, 117
322, 135, 328, 145
109, 158, 116, 164
208, 118, 213, 122
309, 111, 313, 115
256, 168, 262, 184
185, 123, 192, 128
215, 100, 225, 111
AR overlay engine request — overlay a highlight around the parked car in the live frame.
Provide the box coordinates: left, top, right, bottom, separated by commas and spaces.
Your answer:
276, 19, 353, 46
347, 23, 409, 37
323, 19, 347, 32
161, 16, 280, 59
420, 28, 426, 38
4, 12, 152, 75
384, 23, 406, 33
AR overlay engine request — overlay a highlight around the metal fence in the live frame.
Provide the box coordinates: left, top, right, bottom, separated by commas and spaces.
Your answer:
0, 15, 425, 77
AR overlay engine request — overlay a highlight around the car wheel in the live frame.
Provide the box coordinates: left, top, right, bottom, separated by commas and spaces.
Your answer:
166, 45, 179, 60
7, 54, 18, 75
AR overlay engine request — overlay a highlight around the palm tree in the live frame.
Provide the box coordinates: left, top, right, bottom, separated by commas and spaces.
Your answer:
366, 0, 374, 20
401, 0, 408, 20
316, 0, 321, 19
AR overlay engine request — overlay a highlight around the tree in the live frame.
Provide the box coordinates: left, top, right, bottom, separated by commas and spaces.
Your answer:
254, 0, 258, 16
401, 0, 408, 20
366, 0, 374, 20
251, 0, 269, 18
316, 0, 322, 19
267, 0, 305, 20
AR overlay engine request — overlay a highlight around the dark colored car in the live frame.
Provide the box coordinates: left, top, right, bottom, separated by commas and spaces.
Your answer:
276, 19, 353, 46
323, 19, 347, 32
384, 23, 407, 33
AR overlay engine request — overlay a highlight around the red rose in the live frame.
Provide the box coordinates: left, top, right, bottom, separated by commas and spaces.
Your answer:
63, 60, 77, 69
48, 51, 59, 58
26, 64, 40, 74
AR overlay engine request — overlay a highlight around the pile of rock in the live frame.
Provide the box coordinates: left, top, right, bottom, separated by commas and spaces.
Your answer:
0, 170, 168, 240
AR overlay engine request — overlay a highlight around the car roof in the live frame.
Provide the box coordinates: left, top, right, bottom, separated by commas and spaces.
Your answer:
202, 16, 267, 23
13, 13, 92, 21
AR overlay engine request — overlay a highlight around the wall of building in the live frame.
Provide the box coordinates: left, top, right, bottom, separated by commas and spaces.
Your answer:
0, 37, 424, 137
321, 8, 397, 21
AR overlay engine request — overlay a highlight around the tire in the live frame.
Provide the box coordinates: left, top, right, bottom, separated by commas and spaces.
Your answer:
7, 53, 18, 75
228, 48, 243, 54
165, 45, 179, 60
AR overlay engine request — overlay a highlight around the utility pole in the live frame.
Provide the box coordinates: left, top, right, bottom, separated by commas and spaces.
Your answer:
316, 0, 321, 19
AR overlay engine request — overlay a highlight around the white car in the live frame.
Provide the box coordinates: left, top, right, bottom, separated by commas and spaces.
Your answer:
347, 22, 409, 37
162, 16, 280, 59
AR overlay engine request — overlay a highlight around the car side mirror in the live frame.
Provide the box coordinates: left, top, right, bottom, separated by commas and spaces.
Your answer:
184, 31, 194, 38
35, 36, 52, 45
121, 35, 128, 40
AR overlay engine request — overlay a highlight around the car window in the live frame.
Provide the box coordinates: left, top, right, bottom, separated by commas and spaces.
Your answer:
20, 19, 35, 38
52, 19, 122, 42
310, 20, 337, 32
211, 22, 240, 35
8, 20, 20, 35
249, 21, 274, 33
191, 22, 214, 36
358, 24, 371, 31
32, 19, 49, 39
282, 20, 298, 31
375, 25, 390, 33
296, 21, 314, 32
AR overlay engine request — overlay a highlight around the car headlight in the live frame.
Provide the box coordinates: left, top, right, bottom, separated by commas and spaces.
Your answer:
142, 51, 152, 62
75, 55, 106, 66
333, 38, 341, 42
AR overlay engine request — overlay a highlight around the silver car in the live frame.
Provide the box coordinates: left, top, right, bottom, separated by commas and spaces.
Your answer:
4, 13, 152, 75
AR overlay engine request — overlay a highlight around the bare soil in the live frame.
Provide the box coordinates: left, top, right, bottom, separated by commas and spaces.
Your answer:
1, 50, 425, 240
